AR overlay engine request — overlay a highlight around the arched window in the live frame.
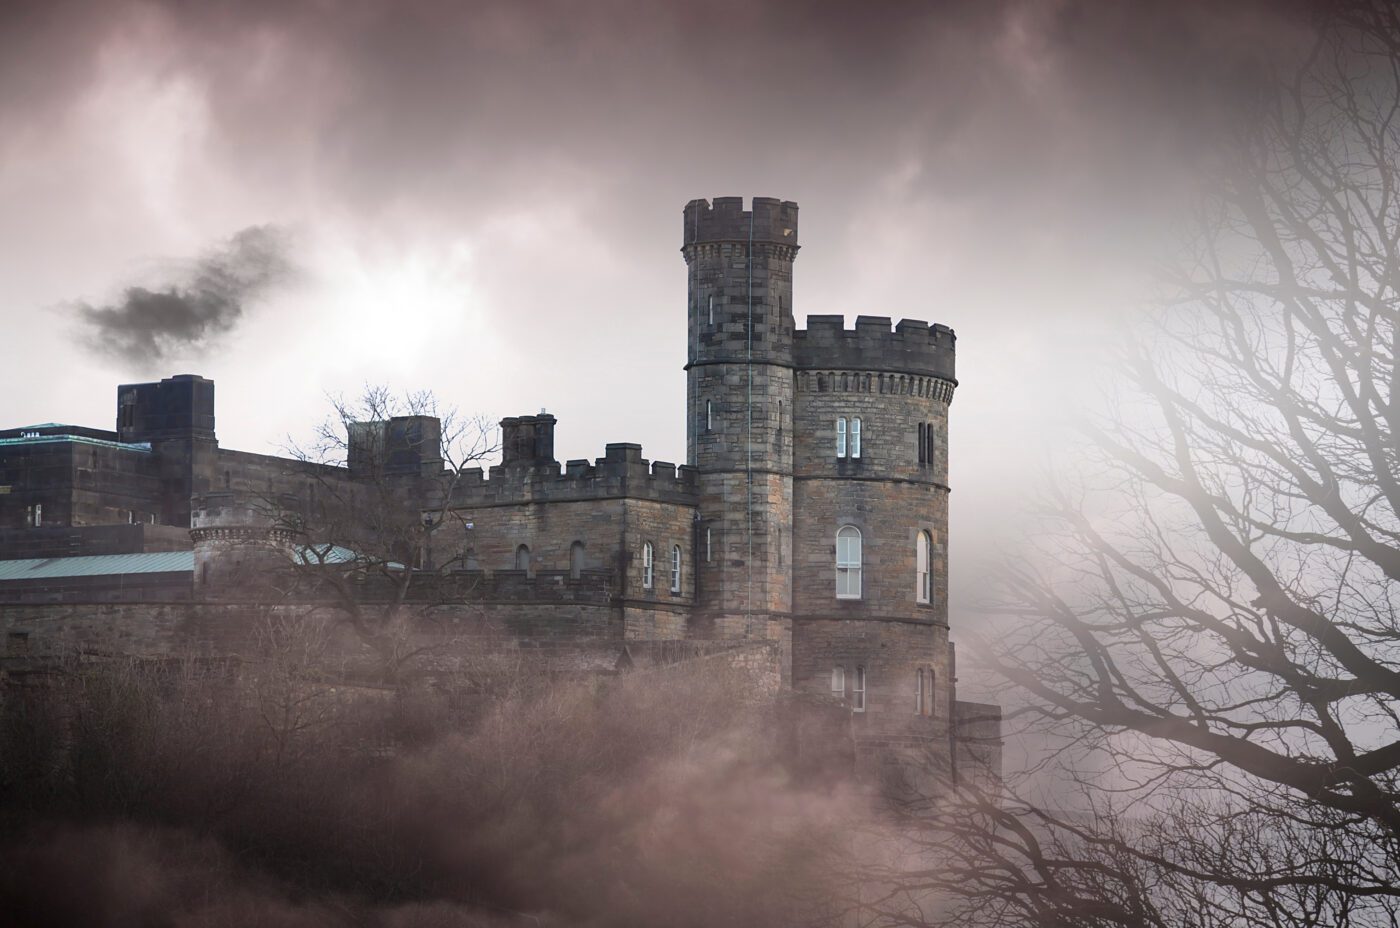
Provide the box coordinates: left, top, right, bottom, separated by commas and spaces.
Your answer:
515, 544, 531, 573
836, 526, 862, 599
642, 541, 654, 589
916, 531, 932, 604
836, 417, 847, 458
851, 417, 862, 458
570, 541, 585, 579
853, 666, 866, 712
831, 666, 846, 698
917, 423, 926, 464
670, 544, 682, 592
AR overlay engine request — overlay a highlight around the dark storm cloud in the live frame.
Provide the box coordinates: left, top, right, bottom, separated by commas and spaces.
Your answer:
74, 225, 296, 363
2, 0, 1320, 253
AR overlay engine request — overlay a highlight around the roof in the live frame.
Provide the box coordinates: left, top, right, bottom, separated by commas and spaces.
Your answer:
0, 551, 194, 581
0, 435, 152, 453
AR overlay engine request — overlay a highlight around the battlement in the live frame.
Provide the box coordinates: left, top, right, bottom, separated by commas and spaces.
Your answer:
794, 315, 956, 381
449, 442, 698, 508
682, 197, 799, 248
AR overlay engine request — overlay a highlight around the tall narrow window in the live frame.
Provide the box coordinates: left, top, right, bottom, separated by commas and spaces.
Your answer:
26, 504, 42, 528
918, 423, 927, 464
570, 541, 585, 579
706, 401, 714, 432
831, 666, 846, 698
642, 541, 654, 589
853, 666, 866, 712
924, 669, 934, 717
836, 526, 862, 599
705, 527, 712, 562
670, 544, 682, 592
916, 531, 932, 604
925, 423, 935, 467
851, 418, 862, 458
836, 417, 847, 458
515, 544, 531, 573
708, 293, 715, 326
777, 400, 783, 432
916, 669, 926, 715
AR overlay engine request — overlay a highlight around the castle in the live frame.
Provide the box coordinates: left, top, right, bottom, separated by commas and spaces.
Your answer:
0, 197, 1000, 780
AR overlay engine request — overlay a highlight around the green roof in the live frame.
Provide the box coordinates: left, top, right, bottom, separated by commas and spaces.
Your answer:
0, 551, 194, 581
0, 435, 151, 453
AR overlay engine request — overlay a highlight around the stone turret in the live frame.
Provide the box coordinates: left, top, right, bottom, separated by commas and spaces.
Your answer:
190, 491, 297, 599
683, 197, 798, 633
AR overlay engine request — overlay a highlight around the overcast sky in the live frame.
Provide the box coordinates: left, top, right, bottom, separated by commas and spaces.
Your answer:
1, 0, 1317, 606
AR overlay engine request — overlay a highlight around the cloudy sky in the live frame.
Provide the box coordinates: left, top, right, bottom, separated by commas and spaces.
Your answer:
0, 0, 1315, 600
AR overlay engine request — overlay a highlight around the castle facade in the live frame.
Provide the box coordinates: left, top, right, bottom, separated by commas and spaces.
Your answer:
0, 197, 999, 776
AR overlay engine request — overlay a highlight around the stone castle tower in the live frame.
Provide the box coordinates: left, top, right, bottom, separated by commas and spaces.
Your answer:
685, 196, 961, 749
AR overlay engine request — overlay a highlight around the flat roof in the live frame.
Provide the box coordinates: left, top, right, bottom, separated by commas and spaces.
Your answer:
0, 435, 152, 453
0, 551, 194, 581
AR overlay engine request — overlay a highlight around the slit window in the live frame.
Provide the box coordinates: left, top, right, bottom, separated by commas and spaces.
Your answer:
642, 541, 654, 589
917, 531, 932, 604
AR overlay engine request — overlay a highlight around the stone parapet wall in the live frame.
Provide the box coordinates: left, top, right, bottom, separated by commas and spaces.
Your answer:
795, 315, 956, 381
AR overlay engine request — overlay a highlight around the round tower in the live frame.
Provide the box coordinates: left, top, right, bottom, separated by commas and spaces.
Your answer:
682, 196, 799, 635
789, 314, 959, 757
190, 491, 298, 599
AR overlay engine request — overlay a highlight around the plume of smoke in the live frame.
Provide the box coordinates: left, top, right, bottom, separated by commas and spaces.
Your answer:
74, 224, 296, 364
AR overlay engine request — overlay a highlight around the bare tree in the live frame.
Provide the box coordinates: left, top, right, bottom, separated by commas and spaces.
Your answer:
923, 3, 1400, 925
273, 385, 498, 681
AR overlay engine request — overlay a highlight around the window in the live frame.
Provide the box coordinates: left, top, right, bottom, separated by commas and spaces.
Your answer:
925, 423, 935, 467
515, 544, 531, 573
26, 503, 42, 528
705, 527, 712, 562
706, 400, 714, 432
851, 417, 862, 458
670, 544, 682, 592
918, 423, 926, 464
642, 541, 654, 589
916, 531, 932, 604
127, 510, 136, 524
831, 666, 846, 698
835, 526, 862, 599
916, 669, 925, 715
708, 293, 715, 326
570, 541, 585, 579
836, 417, 847, 458
777, 400, 784, 432
919, 668, 935, 717
853, 666, 866, 712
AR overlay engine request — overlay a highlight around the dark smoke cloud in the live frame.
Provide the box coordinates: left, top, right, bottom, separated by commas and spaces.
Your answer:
74, 224, 296, 363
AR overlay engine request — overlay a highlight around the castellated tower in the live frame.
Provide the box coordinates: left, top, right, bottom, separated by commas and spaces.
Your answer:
685, 196, 965, 767
190, 491, 298, 599
683, 197, 799, 636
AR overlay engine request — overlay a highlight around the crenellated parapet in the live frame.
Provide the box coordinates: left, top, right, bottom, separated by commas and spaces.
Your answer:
448, 443, 698, 508
795, 316, 956, 384
682, 196, 799, 251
